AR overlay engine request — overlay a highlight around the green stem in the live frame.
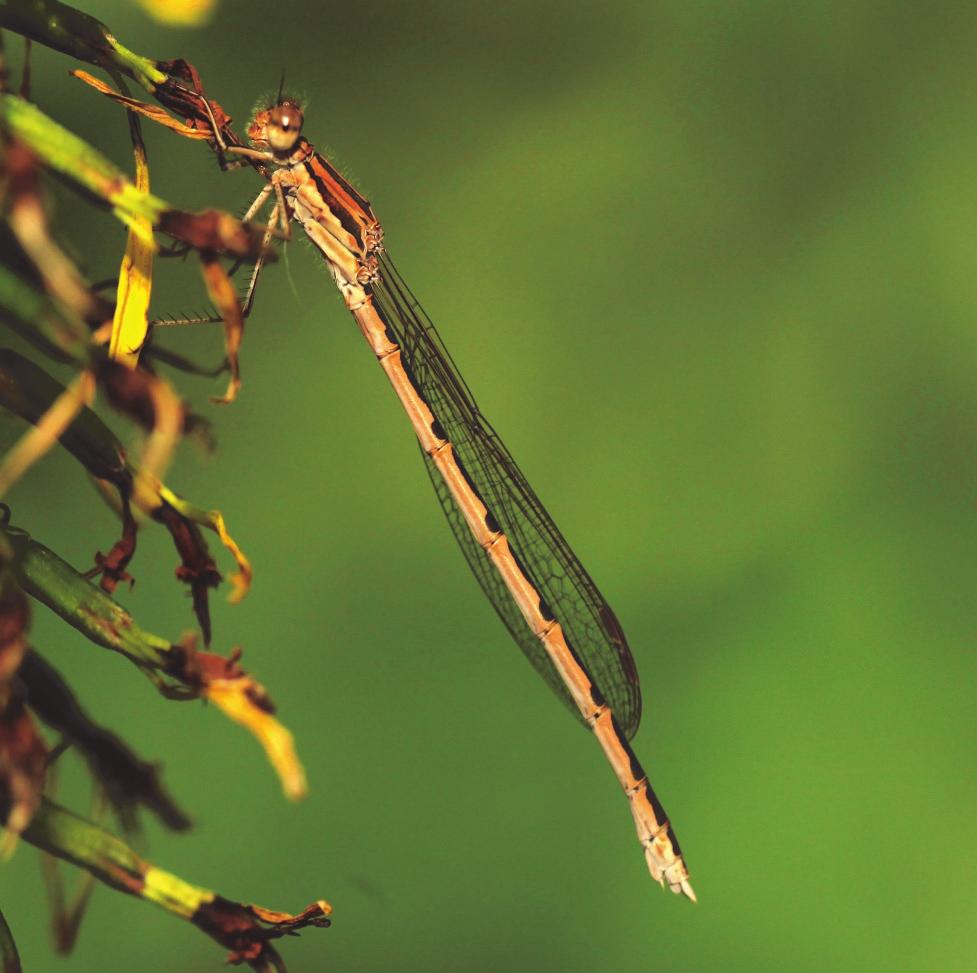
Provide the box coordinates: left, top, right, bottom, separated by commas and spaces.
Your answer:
1, 520, 178, 680
1, 94, 168, 234
0, 0, 164, 90
19, 798, 330, 973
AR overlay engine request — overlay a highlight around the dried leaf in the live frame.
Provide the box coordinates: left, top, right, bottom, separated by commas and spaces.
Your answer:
199, 252, 243, 403
157, 208, 270, 260
5, 524, 296, 802
153, 58, 245, 150
20, 798, 330, 971
110, 119, 154, 368
192, 897, 331, 969
157, 486, 252, 604
0, 370, 95, 500
71, 70, 209, 139
150, 504, 220, 642
197, 651, 307, 801
95, 360, 184, 490
20, 650, 191, 832
0, 907, 23, 973
0, 705, 47, 855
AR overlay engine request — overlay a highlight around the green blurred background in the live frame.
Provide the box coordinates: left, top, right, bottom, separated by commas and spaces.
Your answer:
3, 0, 977, 969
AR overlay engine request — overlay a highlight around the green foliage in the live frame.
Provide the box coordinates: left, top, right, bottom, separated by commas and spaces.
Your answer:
0, 3, 326, 970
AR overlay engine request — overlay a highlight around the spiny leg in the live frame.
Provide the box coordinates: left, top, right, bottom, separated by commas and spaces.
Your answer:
151, 181, 284, 328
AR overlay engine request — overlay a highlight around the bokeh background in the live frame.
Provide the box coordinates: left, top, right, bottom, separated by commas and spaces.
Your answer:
3, 0, 977, 970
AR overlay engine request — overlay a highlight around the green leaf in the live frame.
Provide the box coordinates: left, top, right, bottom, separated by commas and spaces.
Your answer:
2, 519, 178, 680
1, 94, 166, 240
0, 0, 164, 90
19, 797, 331, 972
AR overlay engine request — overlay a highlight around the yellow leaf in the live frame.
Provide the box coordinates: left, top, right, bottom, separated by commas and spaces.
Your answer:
110, 124, 153, 368
71, 71, 210, 139
156, 486, 253, 603
205, 678, 308, 801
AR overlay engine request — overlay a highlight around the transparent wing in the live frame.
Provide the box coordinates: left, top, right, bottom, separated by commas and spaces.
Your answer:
374, 254, 642, 738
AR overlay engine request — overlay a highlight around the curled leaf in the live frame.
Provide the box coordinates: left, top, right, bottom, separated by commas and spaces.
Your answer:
150, 504, 221, 643
157, 486, 252, 604
110, 113, 154, 368
0, 565, 43, 854
157, 209, 270, 260
153, 58, 248, 153
0, 704, 47, 855
71, 70, 209, 139
20, 650, 191, 832
193, 648, 307, 801
0, 352, 243, 628
192, 898, 331, 969
94, 360, 184, 491
199, 252, 243, 403
4, 522, 297, 801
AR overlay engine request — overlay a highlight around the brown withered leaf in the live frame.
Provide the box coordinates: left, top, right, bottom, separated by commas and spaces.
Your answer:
198, 252, 243, 404
0, 700, 47, 851
157, 209, 270, 261
153, 58, 243, 150
23, 796, 329, 971
0, 568, 29, 696
71, 70, 210, 140
152, 505, 221, 644
20, 650, 191, 833
90, 496, 137, 594
191, 896, 331, 969
0, 562, 45, 851
93, 358, 180, 433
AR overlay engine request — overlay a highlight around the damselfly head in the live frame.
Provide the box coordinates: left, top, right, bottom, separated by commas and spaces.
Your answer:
248, 98, 304, 154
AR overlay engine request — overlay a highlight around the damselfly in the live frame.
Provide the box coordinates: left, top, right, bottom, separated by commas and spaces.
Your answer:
222, 96, 694, 900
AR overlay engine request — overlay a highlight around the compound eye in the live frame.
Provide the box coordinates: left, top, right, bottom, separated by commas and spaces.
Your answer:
267, 104, 304, 151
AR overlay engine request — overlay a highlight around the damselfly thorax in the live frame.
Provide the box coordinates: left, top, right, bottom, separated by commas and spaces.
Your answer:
248, 100, 382, 301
